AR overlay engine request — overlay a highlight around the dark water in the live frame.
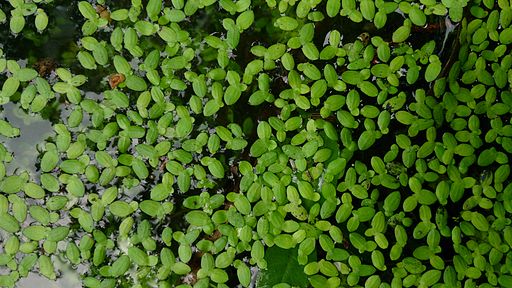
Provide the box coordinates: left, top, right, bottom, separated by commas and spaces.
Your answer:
1, 2, 80, 63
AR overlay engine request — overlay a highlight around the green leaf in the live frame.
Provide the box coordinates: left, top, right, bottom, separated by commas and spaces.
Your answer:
274, 234, 297, 249
162, 56, 188, 70
224, 85, 242, 105
128, 247, 149, 266
10, 14, 25, 34
275, 16, 299, 31
236, 10, 254, 31
110, 9, 128, 21
358, 130, 376, 151
146, 0, 162, 21
0, 175, 25, 194
349, 232, 367, 251
78, 212, 94, 232
409, 6, 426, 26
472, 27, 488, 45
371, 250, 386, 271
29, 206, 51, 226
158, 26, 177, 43
454, 144, 474, 156
46, 196, 68, 211
78, 1, 97, 20
477, 148, 497, 166
360, 0, 375, 20
359, 81, 378, 96
425, 60, 442, 82
23, 225, 48, 241
419, 270, 442, 286
109, 201, 134, 217
60, 160, 85, 174
178, 170, 191, 192
349, 184, 369, 199
47, 226, 70, 242
203, 100, 220, 116
92, 43, 108, 65
302, 43, 319, 60
172, 262, 191, 274
326, 0, 341, 17
95, 151, 115, 168
38, 255, 56, 280
77, 51, 97, 70
396, 111, 416, 125
1, 77, 20, 98
341, 71, 362, 85
0, 120, 20, 137
0, 213, 20, 233
23, 183, 45, 199
256, 246, 311, 288
132, 158, 149, 179
210, 268, 229, 283
215, 250, 235, 268
134, 20, 157, 36
471, 212, 489, 231
185, 210, 211, 226
41, 149, 59, 172
125, 75, 148, 91
374, 11, 387, 29
111, 255, 131, 277
66, 176, 85, 197
208, 159, 225, 178
392, 24, 410, 43
499, 27, 512, 44
139, 200, 162, 217
0, 9, 5, 24
326, 158, 347, 178
236, 261, 252, 287
13, 68, 38, 82
113, 55, 132, 74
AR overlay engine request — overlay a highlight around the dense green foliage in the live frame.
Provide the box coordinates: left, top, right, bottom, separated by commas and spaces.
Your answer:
1, 0, 512, 287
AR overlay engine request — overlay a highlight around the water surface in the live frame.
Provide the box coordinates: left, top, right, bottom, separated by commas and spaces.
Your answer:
0, 103, 54, 176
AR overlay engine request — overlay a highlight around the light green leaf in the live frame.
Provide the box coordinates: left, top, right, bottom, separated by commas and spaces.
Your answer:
109, 201, 134, 217
275, 16, 299, 31
185, 210, 211, 226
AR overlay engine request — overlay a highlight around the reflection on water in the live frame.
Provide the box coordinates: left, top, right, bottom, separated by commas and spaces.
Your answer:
0, 103, 54, 176
17, 274, 70, 288
17, 271, 82, 288
16, 254, 85, 287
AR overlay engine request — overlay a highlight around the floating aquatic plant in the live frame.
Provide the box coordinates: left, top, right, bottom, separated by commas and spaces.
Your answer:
0, 0, 512, 287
